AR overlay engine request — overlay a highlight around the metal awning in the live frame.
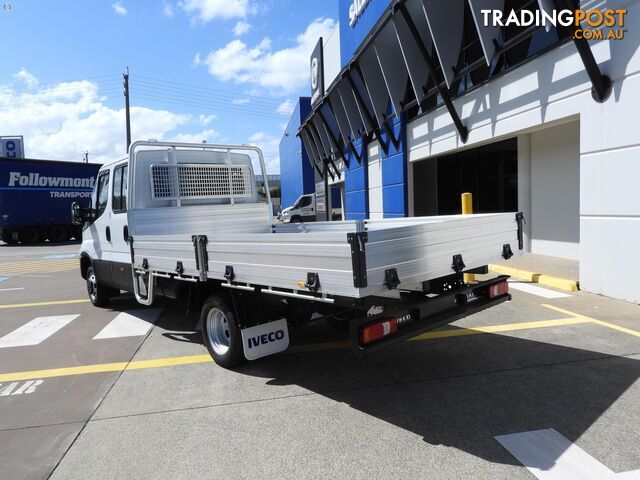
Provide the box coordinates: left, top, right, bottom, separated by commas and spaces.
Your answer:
300, 0, 612, 179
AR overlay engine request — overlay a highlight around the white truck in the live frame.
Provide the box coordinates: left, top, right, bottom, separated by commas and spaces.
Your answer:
73, 141, 524, 368
278, 193, 342, 223
278, 193, 316, 223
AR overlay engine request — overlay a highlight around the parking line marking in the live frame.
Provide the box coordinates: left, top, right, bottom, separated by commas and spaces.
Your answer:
542, 304, 640, 338
0, 356, 214, 382
0, 299, 89, 310
42, 254, 78, 259
0, 288, 24, 292
495, 428, 628, 480
0, 317, 590, 382
408, 317, 589, 341
509, 282, 571, 299
93, 309, 162, 340
0, 277, 9, 282
0, 314, 79, 348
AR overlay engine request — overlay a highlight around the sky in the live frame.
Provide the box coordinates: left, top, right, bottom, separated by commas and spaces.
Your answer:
0, 0, 338, 172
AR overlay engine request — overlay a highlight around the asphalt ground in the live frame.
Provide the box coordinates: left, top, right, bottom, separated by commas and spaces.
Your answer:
0, 242, 639, 479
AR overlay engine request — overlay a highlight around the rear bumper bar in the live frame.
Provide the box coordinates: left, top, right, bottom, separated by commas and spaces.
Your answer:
349, 276, 511, 356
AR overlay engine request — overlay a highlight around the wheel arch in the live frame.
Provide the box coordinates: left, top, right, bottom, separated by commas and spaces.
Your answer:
80, 253, 92, 279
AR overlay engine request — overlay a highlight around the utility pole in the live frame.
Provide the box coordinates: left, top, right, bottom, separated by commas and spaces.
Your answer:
83, 151, 89, 163
123, 67, 131, 152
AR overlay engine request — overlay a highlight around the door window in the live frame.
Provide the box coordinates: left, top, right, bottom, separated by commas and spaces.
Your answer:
112, 165, 128, 213
298, 196, 312, 208
93, 171, 110, 220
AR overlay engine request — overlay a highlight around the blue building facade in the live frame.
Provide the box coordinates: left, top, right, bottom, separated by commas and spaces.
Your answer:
279, 0, 407, 221
278, 97, 315, 210
340, 0, 407, 220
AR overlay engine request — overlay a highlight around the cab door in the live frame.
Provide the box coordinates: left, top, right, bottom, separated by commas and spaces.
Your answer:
106, 162, 133, 291
86, 168, 113, 285
299, 195, 315, 220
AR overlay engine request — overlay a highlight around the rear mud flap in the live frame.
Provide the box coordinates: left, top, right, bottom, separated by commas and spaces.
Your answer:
241, 318, 289, 361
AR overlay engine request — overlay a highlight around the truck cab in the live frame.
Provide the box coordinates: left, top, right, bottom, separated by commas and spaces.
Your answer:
75, 158, 132, 306
278, 194, 315, 223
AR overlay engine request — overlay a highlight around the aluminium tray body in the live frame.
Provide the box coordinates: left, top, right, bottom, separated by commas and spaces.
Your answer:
129, 204, 521, 299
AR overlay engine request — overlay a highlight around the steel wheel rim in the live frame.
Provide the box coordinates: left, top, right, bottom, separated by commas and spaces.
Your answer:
207, 308, 230, 356
87, 274, 97, 301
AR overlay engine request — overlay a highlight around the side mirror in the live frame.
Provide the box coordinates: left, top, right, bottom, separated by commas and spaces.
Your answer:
71, 202, 84, 225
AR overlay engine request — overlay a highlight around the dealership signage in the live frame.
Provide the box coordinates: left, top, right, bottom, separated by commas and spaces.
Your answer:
0, 136, 25, 159
348, 0, 371, 27
310, 38, 324, 105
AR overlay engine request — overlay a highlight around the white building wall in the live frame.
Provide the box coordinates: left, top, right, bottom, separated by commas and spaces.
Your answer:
368, 141, 384, 220
530, 121, 581, 260
323, 23, 341, 90
407, 0, 640, 302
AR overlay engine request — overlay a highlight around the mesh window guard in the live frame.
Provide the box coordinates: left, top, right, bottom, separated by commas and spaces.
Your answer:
150, 163, 253, 201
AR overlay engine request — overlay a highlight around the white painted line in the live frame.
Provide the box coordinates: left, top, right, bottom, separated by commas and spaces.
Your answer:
0, 380, 43, 396
93, 309, 162, 340
508, 282, 571, 299
0, 277, 9, 282
0, 315, 79, 348
42, 253, 77, 259
0, 287, 25, 292
495, 428, 640, 479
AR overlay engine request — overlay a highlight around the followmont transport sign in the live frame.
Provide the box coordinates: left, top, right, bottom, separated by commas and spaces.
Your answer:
6, 171, 95, 198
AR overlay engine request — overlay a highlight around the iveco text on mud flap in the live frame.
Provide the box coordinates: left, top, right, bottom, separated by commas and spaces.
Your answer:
241, 318, 289, 361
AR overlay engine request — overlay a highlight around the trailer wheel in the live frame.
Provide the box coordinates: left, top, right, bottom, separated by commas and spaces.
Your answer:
19, 227, 42, 244
86, 265, 115, 307
1, 232, 18, 245
49, 225, 69, 243
201, 295, 245, 369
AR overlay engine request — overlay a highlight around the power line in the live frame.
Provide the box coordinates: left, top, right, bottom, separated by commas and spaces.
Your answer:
132, 84, 289, 117
133, 79, 285, 111
133, 74, 286, 106
134, 93, 288, 120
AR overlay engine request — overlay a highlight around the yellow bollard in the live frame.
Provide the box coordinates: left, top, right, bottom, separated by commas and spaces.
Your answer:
461, 193, 475, 283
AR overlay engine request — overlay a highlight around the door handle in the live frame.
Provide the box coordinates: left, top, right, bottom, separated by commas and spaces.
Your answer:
123, 225, 129, 242
106, 226, 111, 242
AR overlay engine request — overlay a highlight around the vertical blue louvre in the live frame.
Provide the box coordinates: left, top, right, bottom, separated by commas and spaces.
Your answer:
279, 98, 314, 209
381, 117, 407, 218
344, 140, 368, 220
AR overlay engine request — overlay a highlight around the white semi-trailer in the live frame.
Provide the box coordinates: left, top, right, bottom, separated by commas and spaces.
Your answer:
73, 141, 524, 368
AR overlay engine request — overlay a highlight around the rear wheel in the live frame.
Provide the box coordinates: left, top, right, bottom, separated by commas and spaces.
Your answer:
201, 295, 244, 368
86, 265, 116, 307
19, 227, 42, 244
1, 231, 18, 244
49, 225, 69, 242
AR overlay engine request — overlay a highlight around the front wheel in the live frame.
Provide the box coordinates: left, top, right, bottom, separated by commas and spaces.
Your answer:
201, 295, 245, 369
86, 265, 116, 307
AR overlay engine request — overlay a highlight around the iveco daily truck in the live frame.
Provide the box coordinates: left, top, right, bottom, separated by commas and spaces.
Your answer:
73, 141, 523, 368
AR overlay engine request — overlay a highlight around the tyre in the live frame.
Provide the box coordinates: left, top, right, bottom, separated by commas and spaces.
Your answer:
201, 295, 245, 368
71, 226, 83, 241
19, 227, 42, 244
290, 215, 302, 223
85, 265, 116, 307
49, 225, 69, 243
1, 231, 18, 245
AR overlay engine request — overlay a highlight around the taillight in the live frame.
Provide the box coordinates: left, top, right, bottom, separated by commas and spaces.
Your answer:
360, 318, 398, 344
488, 281, 509, 299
